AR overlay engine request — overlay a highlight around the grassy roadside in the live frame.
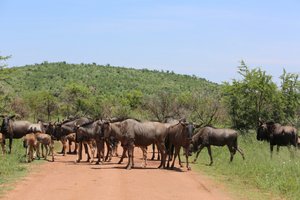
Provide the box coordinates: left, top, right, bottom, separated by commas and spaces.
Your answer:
0, 140, 46, 197
191, 131, 300, 200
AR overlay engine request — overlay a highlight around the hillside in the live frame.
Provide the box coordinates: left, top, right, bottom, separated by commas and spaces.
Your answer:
2, 62, 218, 96
0, 62, 220, 120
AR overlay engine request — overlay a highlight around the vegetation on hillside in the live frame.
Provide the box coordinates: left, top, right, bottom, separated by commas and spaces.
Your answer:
0, 61, 221, 123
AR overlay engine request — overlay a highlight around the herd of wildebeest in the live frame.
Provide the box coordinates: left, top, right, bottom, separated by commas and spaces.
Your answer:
0, 115, 298, 170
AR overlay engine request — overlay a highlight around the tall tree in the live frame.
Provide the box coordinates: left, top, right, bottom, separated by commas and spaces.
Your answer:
223, 61, 278, 130
279, 69, 300, 123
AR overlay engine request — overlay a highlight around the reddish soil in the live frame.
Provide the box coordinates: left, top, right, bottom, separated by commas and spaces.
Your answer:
2, 147, 233, 200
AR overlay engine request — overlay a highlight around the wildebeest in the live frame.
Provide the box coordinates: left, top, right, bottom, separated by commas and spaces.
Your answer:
75, 120, 103, 164
165, 121, 194, 170
49, 117, 92, 158
100, 119, 170, 170
191, 126, 245, 165
0, 132, 5, 154
65, 133, 78, 154
23, 133, 37, 162
0, 115, 43, 153
257, 121, 298, 157
35, 132, 54, 162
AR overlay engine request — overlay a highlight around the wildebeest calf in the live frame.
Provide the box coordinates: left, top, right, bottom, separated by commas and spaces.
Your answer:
23, 133, 37, 162
191, 127, 245, 165
35, 132, 54, 162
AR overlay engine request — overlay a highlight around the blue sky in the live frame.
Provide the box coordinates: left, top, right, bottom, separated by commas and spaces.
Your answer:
1, 0, 299, 83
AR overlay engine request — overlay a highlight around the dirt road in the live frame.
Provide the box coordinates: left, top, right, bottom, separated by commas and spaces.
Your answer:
2, 148, 233, 200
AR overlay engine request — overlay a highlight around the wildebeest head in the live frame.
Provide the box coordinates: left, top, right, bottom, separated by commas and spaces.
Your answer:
0, 115, 15, 136
101, 121, 111, 138
256, 122, 269, 141
48, 122, 63, 140
180, 121, 196, 140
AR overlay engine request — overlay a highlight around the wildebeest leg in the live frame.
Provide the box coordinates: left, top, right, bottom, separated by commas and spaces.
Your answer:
84, 143, 91, 162
166, 143, 172, 168
76, 142, 83, 163
192, 145, 204, 163
50, 142, 54, 162
126, 143, 134, 170
112, 142, 118, 157
95, 140, 102, 165
171, 146, 180, 169
270, 145, 274, 158
74, 142, 78, 154
228, 145, 236, 162
68, 140, 72, 154
132, 146, 135, 168
88, 141, 95, 163
236, 147, 245, 160
1, 142, 5, 154
1, 135, 6, 154
185, 147, 191, 170
9, 137, 12, 154
118, 146, 127, 164
157, 142, 166, 169
60, 137, 67, 156
141, 147, 147, 168
276, 146, 280, 155
178, 147, 183, 167
151, 143, 155, 160
29, 145, 33, 162
207, 145, 213, 166
41, 144, 45, 158
157, 148, 161, 161
44, 145, 49, 161
105, 140, 112, 162
36, 143, 41, 159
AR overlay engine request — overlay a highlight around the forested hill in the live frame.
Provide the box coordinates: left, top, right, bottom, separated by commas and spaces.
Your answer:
0, 62, 220, 121
3, 62, 218, 96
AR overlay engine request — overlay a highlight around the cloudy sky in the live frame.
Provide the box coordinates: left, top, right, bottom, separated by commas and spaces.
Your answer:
1, 0, 299, 83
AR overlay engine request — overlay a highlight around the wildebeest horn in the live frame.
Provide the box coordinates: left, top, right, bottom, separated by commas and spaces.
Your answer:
0, 114, 5, 118
9, 115, 15, 119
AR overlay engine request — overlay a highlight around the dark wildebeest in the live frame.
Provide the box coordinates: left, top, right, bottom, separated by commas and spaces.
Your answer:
100, 119, 170, 170
165, 121, 195, 170
257, 121, 297, 157
0, 115, 44, 153
191, 126, 245, 165
49, 117, 93, 159
75, 120, 104, 164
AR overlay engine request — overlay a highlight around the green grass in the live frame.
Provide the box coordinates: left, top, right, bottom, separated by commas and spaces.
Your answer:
191, 131, 300, 200
0, 140, 45, 197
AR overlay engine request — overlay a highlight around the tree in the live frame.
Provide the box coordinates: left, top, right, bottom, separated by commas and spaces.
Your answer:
222, 61, 278, 130
143, 90, 183, 121
0, 54, 11, 69
24, 90, 58, 121
60, 83, 91, 117
279, 69, 300, 123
